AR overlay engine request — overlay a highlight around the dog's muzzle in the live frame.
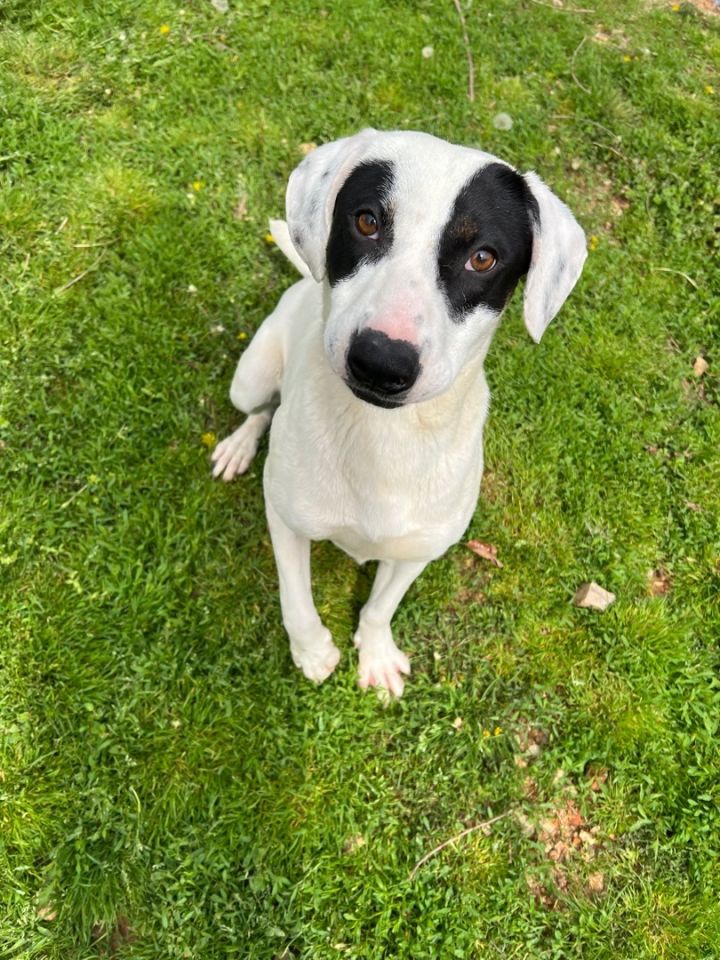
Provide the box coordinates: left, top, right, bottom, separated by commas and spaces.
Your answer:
345, 329, 421, 409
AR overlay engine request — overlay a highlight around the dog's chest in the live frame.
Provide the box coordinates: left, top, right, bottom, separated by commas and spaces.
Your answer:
265, 369, 488, 563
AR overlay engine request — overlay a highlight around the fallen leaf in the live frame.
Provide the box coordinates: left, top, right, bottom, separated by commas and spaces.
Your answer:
585, 763, 609, 792
466, 540, 503, 568
693, 355, 709, 377
573, 581, 615, 611
342, 834, 366, 854
648, 568, 671, 597
233, 194, 248, 220
587, 871, 605, 895
37, 906, 57, 922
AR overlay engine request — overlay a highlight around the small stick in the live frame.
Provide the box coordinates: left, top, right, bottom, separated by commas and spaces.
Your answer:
72, 240, 115, 249
60, 483, 89, 510
54, 251, 106, 295
591, 140, 630, 162
570, 36, 591, 94
451, 0, 475, 103
409, 810, 512, 880
650, 267, 699, 289
551, 113, 621, 143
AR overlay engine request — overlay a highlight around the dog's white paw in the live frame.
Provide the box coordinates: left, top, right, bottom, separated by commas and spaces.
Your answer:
211, 423, 259, 481
355, 626, 411, 698
290, 626, 341, 684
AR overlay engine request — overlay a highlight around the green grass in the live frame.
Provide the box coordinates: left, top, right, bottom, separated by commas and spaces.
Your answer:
1, 0, 719, 956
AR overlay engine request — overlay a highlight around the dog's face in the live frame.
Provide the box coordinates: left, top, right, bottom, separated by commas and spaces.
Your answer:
287, 130, 586, 409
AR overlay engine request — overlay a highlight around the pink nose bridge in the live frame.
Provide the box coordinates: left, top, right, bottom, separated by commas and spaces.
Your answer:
367, 309, 419, 345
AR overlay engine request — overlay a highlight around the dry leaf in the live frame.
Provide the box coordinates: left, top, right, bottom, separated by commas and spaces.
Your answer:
233, 194, 248, 220
466, 540, 503, 568
648, 568, 671, 597
342, 834, 366, 854
573, 581, 615, 611
585, 763, 609, 792
693, 355, 709, 377
587, 871, 605, 895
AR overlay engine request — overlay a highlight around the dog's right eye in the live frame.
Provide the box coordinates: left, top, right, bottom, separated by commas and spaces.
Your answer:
355, 211, 380, 239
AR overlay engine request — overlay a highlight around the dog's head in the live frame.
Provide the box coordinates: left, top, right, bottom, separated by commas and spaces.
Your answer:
286, 129, 586, 409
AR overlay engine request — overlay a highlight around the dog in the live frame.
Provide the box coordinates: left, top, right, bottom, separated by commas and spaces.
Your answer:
212, 129, 586, 697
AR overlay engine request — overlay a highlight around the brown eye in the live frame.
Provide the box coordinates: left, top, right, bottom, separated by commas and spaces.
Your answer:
466, 249, 497, 273
355, 211, 379, 238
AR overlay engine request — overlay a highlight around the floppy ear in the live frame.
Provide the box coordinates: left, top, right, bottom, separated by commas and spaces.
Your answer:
522, 171, 587, 343
285, 128, 378, 282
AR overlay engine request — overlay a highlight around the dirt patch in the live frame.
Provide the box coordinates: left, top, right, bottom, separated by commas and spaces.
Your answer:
514, 762, 613, 910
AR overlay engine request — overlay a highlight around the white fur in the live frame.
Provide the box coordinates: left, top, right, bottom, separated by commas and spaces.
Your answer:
213, 130, 585, 696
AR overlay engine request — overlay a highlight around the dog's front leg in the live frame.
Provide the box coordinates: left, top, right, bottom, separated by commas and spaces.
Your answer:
355, 560, 427, 698
265, 498, 341, 683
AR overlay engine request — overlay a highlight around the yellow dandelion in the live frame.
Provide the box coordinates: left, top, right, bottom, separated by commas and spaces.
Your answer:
264, 232, 275, 245
589, 235, 600, 252
482, 729, 491, 739
622, 54, 632, 63
494, 726, 503, 736
201, 432, 216, 448
159, 23, 171, 35
237, 331, 248, 341
191, 180, 204, 192
671, 2, 680, 9
705, 85, 714, 95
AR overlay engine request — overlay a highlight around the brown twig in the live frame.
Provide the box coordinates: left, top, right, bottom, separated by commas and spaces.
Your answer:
409, 810, 512, 880
451, 0, 475, 103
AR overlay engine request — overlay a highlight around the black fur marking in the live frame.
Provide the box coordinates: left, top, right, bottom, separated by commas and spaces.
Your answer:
326, 161, 395, 286
438, 163, 537, 319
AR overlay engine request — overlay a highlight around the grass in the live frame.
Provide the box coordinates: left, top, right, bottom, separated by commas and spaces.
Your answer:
1, 0, 719, 956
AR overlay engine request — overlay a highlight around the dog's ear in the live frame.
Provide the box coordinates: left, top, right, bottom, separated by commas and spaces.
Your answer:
522, 171, 587, 343
285, 129, 378, 282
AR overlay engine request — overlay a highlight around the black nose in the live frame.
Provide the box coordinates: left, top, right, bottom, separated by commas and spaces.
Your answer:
346, 329, 421, 399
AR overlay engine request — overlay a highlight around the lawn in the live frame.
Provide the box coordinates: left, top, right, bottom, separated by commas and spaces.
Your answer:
1, 0, 719, 957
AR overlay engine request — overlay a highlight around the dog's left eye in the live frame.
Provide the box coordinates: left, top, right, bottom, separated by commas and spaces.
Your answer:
465, 249, 497, 273
355, 211, 380, 239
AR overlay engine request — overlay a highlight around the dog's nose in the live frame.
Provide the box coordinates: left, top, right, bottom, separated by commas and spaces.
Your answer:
346, 329, 421, 397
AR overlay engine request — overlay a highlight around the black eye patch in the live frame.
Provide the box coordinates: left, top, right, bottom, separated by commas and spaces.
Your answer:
438, 162, 538, 319
326, 160, 395, 286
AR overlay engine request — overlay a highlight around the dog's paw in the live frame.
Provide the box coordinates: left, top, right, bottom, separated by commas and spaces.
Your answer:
290, 626, 341, 684
355, 626, 411, 698
211, 423, 259, 481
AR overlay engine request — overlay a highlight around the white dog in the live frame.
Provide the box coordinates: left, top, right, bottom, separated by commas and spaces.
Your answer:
212, 129, 586, 697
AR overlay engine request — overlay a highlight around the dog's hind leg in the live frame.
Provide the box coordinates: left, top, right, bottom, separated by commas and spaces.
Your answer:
354, 559, 428, 698
265, 497, 341, 683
